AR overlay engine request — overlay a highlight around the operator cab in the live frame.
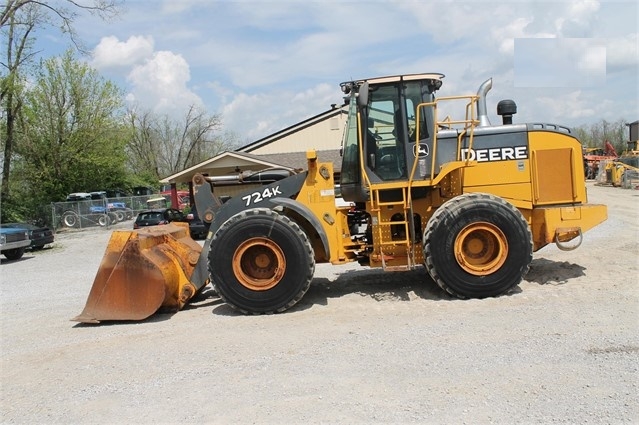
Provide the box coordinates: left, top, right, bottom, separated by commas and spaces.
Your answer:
339, 73, 444, 203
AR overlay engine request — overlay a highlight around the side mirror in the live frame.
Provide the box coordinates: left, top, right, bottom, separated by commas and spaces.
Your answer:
357, 82, 369, 107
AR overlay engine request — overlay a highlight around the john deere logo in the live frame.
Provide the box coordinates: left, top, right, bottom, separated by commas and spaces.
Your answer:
414, 144, 429, 158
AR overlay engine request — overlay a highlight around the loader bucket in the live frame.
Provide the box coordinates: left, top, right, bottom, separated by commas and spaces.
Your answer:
72, 222, 203, 324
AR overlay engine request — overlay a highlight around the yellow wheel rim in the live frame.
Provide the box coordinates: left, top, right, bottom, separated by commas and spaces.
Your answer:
454, 222, 508, 275
232, 237, 286, 291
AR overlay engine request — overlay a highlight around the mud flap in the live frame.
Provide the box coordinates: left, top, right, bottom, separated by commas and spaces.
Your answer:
72, 223, 203, 324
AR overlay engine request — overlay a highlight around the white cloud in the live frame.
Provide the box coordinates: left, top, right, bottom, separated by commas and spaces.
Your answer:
190, 2, 421, 90
126, 51, 203, 116
220, 83, 337, 140
514, 38, 606, 87
159, 0, 212, 14
91, 35, 154, 69
554, 0, 600, 36
75, 0, 636, 139
607, 33, 639, 70
160, 0, 191, 14
537, 90, 597, 120
220, 93, 274, 140
567, 0, 600, 20
577, 42, 606, 75
493, 17, 536, 55
90, 34, 205, 118
206, 81, 234, 104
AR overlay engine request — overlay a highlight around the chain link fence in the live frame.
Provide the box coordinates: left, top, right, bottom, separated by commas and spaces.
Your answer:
49, 195, 173, 231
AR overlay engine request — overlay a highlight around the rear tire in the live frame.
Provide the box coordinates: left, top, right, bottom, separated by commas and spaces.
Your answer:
62, 211, 79, 228
208, 208, 315, 314
423, 193, 532, 298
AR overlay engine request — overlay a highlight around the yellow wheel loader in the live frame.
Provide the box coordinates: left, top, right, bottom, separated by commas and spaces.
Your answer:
73, 73, 607, 323
602, 160, 639, 187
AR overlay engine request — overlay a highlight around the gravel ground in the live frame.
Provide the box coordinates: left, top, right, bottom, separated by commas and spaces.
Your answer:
1, 182, 637, 424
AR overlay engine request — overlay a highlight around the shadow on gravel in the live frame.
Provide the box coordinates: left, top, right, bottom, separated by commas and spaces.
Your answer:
184, 288, 226, 311
525, 258, 586, 286
205, 267, 455, 316
73, 258, 590, 324
71, 313, 174, 327
294, 267, 453, 312
0, 255, 35, 265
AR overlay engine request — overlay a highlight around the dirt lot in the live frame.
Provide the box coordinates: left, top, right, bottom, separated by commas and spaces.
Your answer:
1, 182, 637, 424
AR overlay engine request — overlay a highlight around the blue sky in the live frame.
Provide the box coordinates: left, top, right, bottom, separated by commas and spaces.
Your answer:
38, 0, 638, 144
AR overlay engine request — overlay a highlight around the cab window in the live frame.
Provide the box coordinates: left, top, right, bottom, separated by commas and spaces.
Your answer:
366, 84, 407, 181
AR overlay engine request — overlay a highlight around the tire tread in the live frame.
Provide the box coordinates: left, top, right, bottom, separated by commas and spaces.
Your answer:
208, 208, 315, 314
423, 193, 533, 298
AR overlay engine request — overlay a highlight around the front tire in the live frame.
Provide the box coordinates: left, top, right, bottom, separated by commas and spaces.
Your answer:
423, 193, 533, 299
3, 247, 25, 261
97, 214, 110, 227
209, 208, 315, 314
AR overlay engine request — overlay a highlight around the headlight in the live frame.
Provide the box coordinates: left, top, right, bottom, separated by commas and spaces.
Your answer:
0, 234, 5, 244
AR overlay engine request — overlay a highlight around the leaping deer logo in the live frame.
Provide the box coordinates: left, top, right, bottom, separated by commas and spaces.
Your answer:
413, 144, 429, 158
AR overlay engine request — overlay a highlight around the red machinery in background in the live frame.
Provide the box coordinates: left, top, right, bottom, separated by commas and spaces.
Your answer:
583, 140, 618, 179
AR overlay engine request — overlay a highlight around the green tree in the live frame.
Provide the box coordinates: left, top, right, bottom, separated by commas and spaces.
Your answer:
11, 50, 127, 216
574, 119, 630, 154
1, 0, 120, 220
1, 2, 39, 207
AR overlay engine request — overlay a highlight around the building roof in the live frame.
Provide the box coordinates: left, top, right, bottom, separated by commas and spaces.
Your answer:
238, 104, 347, 153
160, 151, 288, 184
257, 150, 343, 171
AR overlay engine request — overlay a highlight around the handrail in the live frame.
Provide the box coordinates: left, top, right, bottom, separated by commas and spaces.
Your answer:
414, 93, 481, 185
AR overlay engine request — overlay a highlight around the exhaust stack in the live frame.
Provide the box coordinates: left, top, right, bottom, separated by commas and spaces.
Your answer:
477, 78, 492, 127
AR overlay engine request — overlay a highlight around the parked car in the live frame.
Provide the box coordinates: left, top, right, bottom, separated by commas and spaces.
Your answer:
1, 223, 54, 250
0, 226, 31, 260
133, 208, 187, 229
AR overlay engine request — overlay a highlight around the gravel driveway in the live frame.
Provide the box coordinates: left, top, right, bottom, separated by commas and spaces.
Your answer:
1, 182, 637, 424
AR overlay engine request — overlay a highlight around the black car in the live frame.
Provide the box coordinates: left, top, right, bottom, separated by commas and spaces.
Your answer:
133, 208, 187, 229
2, 222, 55, 250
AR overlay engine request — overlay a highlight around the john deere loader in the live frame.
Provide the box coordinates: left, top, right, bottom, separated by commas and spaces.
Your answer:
73, 73, 607, 323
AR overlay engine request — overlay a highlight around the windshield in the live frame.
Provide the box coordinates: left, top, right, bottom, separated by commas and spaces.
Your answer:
339, 92, 361, 186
